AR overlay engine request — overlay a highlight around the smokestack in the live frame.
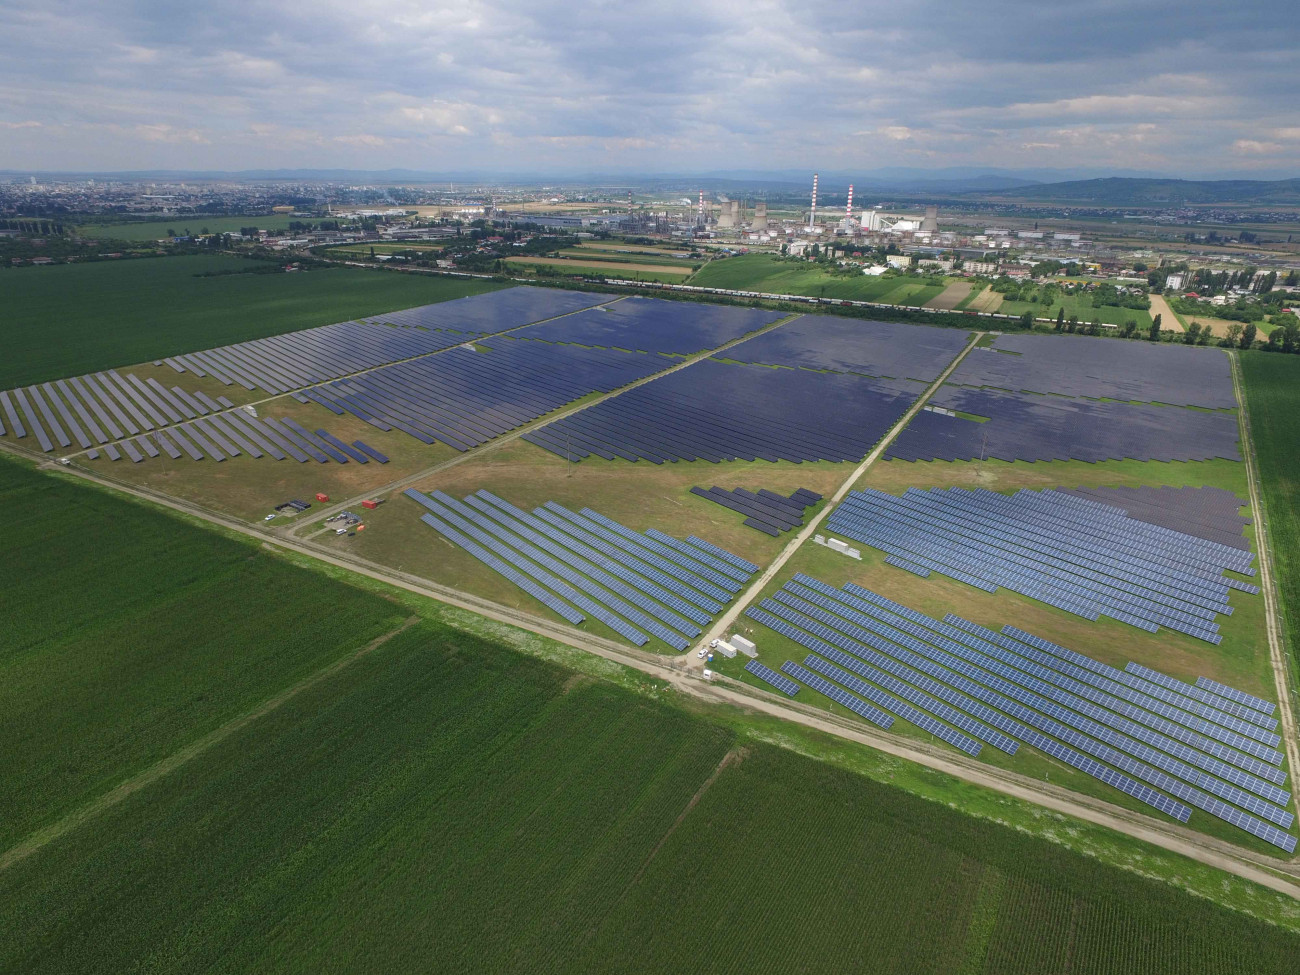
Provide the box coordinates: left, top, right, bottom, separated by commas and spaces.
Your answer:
627, 190, 632, 215
698, 190, 704, 225
809, 173, 818, 229
845, 184, 854, 220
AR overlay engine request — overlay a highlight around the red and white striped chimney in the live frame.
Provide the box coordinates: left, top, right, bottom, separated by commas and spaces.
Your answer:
846, 183, 854, 221
809, 173, 818, 229
698, 190, 704, 223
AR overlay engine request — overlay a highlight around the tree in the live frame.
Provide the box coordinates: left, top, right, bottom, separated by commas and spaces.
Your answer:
1019, 312, 1034, 330
1055, 308, 1065, 331
1184, 322, 1201, 345
1149, 314, 1162, 342
1241, 322, 1257, 349
1225, 322, 1244, 347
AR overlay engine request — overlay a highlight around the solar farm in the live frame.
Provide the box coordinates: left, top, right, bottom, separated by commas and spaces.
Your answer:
4, 283, 1296, 862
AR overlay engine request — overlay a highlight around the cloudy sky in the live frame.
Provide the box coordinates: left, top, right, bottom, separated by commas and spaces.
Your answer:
1, 0, 1296, 177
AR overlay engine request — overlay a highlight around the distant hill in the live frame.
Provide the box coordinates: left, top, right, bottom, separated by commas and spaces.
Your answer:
989, 177, 1300, 205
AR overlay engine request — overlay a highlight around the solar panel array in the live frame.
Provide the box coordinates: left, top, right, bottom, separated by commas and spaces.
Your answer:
406, 488, 758, 650
825, 486, 1257, 643
0, 368, 382, 465
690, 486, 823, 537
295, 336, 671, 453
948, 333, 1236, 409
509, 296, 784, 355
524, 359, 924, 464
157, 287, 616, 395
2, 287, 631, 462
742, 574, 1294, 851
886, 385, 1241, 464
723, 314, 971, 382
1053, 485, 1251, 552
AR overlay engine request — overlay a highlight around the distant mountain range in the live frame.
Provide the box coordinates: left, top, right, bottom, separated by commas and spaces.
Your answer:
986, 177, 1300, 205
3, 168, 1298, 205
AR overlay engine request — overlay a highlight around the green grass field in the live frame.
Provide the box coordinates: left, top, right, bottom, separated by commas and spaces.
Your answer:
1240, 353, 1300, 687
78, 215, 306, 240
0, 255, 505, 388
999, 294, 1154, 328
689, 253, 945, 305
0, 454, 409, 850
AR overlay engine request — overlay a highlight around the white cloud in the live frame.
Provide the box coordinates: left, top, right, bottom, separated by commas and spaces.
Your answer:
0, 0, 1295, 174
1232, 139, 1282, 154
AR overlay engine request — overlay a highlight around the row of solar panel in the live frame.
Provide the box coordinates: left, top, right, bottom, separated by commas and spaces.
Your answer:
689, 485, 821, 536
771, 588, 1284, 798
1, 371, 235, 454
850, 489, 1239, 615
830, 492, 1240, 643
886, 384, 1242, 465
834, 583, 1285, 791
823, 580, 1282, 775
742, 578, 1294, 851
944, 619, 1278, 747
1001, 488, 1255, 574
1054, 485, 1252, 553
157, 288, 618, 395
748, 608, 1196, 827
927, 486, 1253, 586
407, 489, 756, 650
1002, 629, 1274, 728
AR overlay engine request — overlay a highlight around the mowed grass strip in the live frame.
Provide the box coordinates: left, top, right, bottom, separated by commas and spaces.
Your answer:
0, 455, 409, 849
689, 253, 945, 303
1241, 353, 1300, 681
0, 255, 506, 388
2, 634, 1297, 973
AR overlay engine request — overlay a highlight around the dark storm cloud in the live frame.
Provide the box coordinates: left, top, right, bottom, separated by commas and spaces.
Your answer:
0, 0, 1295, 174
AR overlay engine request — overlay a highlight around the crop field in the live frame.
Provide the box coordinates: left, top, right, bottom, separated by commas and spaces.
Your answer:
77, 215, 305, 240
0, 255, 505, 389
689, 253, 945, 304
3, 502, 1297, 973
0, 454, 410, 850
1241, 354, 1300, 681
924, 281, 974, 310
556, 247, 698, 269
964, 286, 1004, 313
574, 241, 695, 257
505, 255, 692, 279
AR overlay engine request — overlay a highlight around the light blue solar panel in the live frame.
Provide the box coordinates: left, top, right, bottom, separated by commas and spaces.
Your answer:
779, 662, 891, 725
415, 510, 584, 625
532, 506, 723, 616
644, 527, 752, 583
411, 490, 650, 647
459, 493, 695, 647
685, 535, 760, 573
759, 579, 1291, 847
1195, 676, 1275, 715
744, 659, 801, 697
